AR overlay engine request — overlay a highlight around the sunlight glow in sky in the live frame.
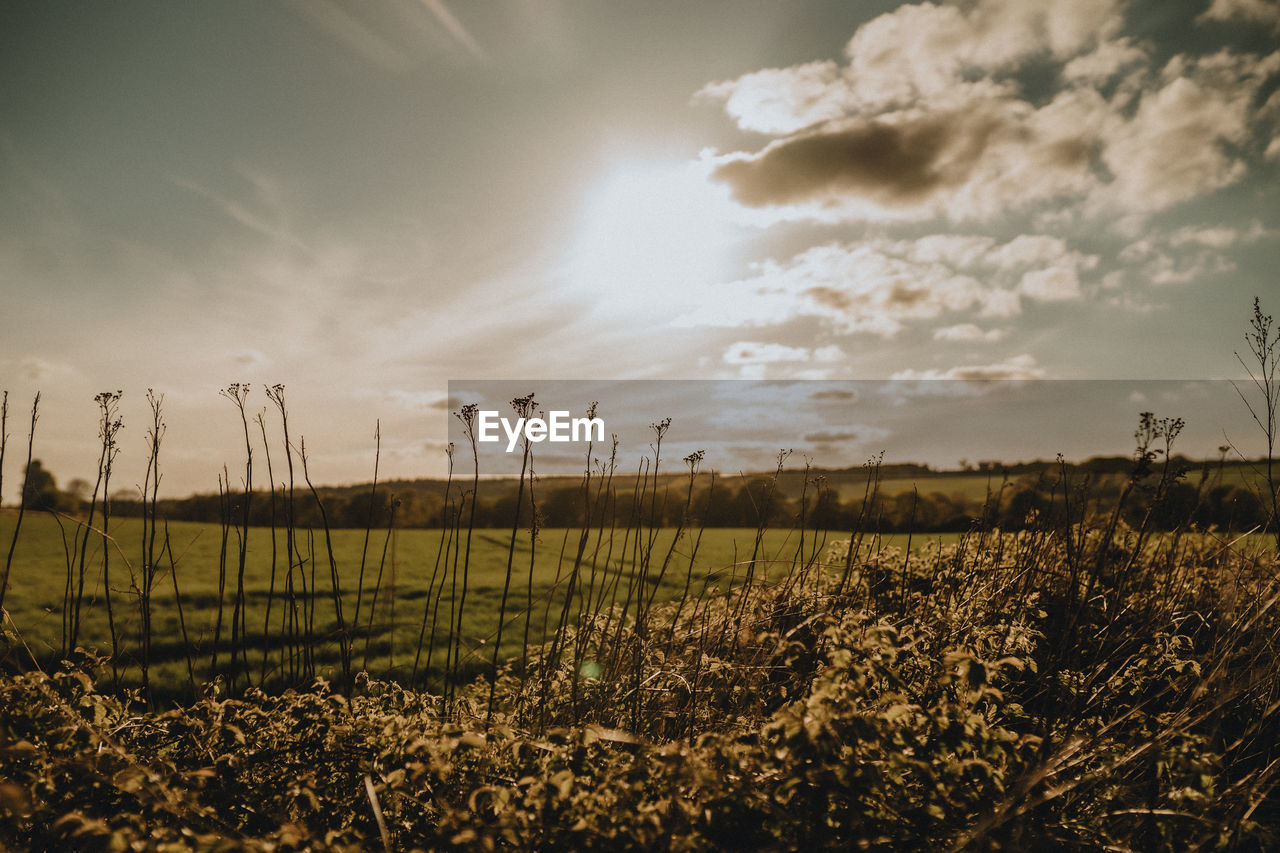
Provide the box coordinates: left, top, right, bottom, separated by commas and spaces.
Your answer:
567, 159, 743, 315
2, 0, 1278, 498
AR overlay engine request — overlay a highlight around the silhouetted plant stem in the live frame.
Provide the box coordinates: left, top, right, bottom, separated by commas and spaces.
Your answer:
353, 421, 381, 640
446, 404, 480, 717
306, 527, 317, 679
487, 394, 535, 727
300, 438, 351, 688
413, 443, 454, 685
162, 524, 196, 701
138, 390, 165, 704
93, 391, 123, 689
665, 452, 705, 650
267, 385, 309, 683
429, 493, 463, 695
736, 449, 789, 623
2, 393, 37, 616
0, 391, 7, 513
1233, 297, 1280, 550
256, 409, 279, 687
362, 495, 398, 671
552, 405, 602, 723
221, 383, 253, 692
837, 453, 882, 597
211, 470, 230, 677
518, 453, 540, 716
576, 434, 618, 662
643, 448, 701, 627
631, 420, 671, 733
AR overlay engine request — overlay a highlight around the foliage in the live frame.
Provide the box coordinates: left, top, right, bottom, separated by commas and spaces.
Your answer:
19, 460, 72, 513
3, 522, 1279, 851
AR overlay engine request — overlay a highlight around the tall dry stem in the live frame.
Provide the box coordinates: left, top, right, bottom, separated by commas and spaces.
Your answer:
1, 393, 37, 615
1233, 296, 1280, 549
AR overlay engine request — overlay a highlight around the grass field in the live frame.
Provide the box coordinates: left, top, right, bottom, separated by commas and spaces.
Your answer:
2, 512, 937, 695
813, 460, 1264, 503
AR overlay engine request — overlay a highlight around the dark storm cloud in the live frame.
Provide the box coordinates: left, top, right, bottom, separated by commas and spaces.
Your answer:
712, 111, 1000, 209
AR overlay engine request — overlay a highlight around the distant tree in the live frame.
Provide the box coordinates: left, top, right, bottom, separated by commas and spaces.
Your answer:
693, 477, 736, 527
539, 485, 583, 528
21, 460, 63, 512
64, 477, 92, 511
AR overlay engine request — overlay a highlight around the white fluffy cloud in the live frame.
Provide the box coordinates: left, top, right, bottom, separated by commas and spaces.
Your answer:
696, 61, 852, 135
676, 233, 1096, 337
699, 0, 1280, 223
1198, 0, 1280, 28
680, 0, 1278, 381
1115, 219, 1273, 287
1099, 51, 1280, 212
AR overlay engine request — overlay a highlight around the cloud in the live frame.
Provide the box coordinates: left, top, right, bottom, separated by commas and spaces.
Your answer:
693, 244, 1013, 337
892, 354, 1045, 381
1098, 51, 1280, 212
711, 110, 1002, 213
723, 342, 845, 365
835, 0, 1126, 112
1018, 265, 1083, 301
1165, 220, 1274, 249
804, 430, 860, 443
173, 168, 310, 251
422, 0, 487, 62
1115, 219, 1273, 287
1198, 0, 1280, 29
7, 356, 76, 382
1062, 37, 1147, 84
932, 324, 1005, 342
1144, 252, 1236, 286
677, 232, 1094, 337
283, 0, 486, 72
809, 389, 857, 401
707, 88, 1107, 223
284, 0, 416, 74
380, 390, 459, 411
232, 350, 273, 370
695, 61, 851, 135
699, 0, 1279, 223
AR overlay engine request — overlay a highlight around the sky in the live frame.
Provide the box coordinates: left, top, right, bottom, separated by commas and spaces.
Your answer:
1, 0, 1278, 499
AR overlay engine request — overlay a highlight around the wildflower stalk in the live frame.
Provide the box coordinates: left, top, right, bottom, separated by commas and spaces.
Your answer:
352, 421, 381, 644
412, 443, 454, 685
256, 409, 279, 686
220, 383, 253, 692
446, 404, 480, 716
138, 391, 165, 703
300, 438, 351, 688
487, 394, 535, 727
362, 495, 399, 671
2, 393, 37, 616
1233, 297, 1280, 550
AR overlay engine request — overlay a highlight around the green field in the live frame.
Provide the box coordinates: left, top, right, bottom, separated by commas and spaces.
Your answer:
812, 460, 1265, 504
2, 513, 915, 693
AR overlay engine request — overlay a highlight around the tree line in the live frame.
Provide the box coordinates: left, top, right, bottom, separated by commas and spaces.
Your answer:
11, 457, 1274, 534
